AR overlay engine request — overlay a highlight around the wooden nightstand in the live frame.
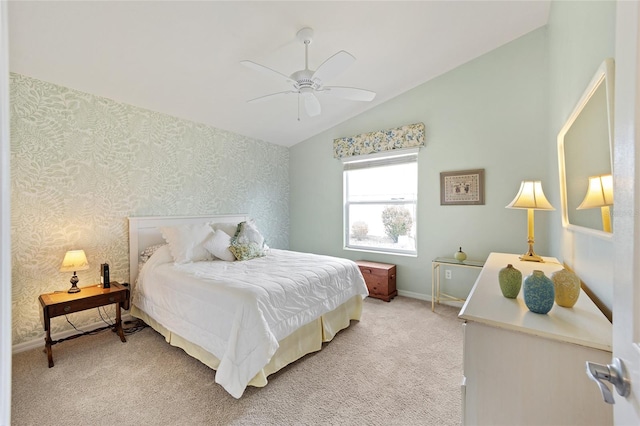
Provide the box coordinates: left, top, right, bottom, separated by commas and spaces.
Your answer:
356, 260, 397, 302
38, 281, 130, 367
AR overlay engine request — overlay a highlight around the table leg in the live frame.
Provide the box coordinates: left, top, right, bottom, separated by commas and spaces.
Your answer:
431, 263, 436, 312
115, 303, 126, 343
436, 266, 441, 306
42, 308, 54, 368
45, 327, 54, 368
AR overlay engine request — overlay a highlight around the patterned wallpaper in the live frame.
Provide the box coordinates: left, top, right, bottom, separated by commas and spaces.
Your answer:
10, 73, 289, 345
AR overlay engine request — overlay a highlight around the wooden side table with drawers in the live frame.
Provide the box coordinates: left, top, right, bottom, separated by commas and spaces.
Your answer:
38, 281, 130, 367
356, 260, 397, 302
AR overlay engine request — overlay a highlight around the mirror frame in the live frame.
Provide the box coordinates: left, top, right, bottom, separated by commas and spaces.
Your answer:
557, 58, 615, 239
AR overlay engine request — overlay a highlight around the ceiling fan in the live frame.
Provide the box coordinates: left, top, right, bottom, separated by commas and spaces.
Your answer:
241, 27, 376, 119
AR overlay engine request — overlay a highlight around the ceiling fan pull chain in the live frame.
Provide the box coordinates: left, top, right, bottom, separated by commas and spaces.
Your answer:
297, 94, 301, 121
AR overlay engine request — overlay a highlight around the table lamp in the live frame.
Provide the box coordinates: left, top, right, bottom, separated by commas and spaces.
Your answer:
577, 174, 614, 233
60, 249, 90, 293
506, 180, 555, 262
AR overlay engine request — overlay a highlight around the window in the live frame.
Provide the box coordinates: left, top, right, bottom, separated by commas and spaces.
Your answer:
343, 149, 418, 255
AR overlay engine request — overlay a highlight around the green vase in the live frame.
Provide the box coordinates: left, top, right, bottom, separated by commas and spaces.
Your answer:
454, 247, 467, 262
551, 268, 580, 308
498, 264, 522, 298
523, 270, 555, 314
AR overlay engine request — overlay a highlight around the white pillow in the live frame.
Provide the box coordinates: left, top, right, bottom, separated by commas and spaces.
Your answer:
210, 222, 240, 238
203, 229, 236, 261
160, 223, 214, 264
136, 244, 174, 288
144, 243, 173, 266
139, 243, 167, 265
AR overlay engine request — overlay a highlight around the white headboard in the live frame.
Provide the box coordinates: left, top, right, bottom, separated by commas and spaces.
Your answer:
128, 214, 248, 285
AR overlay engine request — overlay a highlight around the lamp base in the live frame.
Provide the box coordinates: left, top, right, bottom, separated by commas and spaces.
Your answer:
68, 274, 81, 293
520, 252, 544, 262
519, 238, 544, 262
520, 248, 544, 263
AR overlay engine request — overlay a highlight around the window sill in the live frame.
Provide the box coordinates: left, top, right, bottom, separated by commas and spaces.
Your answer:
343, 247, 417, 258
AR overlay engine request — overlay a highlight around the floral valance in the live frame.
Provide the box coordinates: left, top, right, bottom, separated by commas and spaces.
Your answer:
333, 122, 425, 159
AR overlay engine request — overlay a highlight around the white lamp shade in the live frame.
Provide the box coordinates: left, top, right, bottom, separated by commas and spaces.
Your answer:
506, 180, 555, 210
577, 174, 614, 209
60, 250, 90, 272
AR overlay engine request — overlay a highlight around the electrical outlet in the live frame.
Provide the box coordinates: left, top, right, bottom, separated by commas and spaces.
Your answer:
445, 269, 452, 280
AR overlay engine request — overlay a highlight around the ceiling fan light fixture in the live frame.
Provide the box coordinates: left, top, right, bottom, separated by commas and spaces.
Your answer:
242, 26, 376, 118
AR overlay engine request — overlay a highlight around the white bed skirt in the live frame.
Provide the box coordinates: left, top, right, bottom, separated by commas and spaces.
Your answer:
131, 295, 363, 388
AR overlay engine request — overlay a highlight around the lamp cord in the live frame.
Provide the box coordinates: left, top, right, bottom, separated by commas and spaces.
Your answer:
52, 310, 147, 344
98, 306, 114, 326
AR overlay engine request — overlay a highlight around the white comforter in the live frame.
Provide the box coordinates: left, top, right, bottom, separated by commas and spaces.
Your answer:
133, 246, 368, 398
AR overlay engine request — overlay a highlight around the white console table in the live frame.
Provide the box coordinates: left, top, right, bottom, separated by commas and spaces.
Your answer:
459, 252, 612, 425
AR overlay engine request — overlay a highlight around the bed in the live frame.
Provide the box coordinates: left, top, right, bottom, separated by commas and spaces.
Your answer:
128, 214, 369, 398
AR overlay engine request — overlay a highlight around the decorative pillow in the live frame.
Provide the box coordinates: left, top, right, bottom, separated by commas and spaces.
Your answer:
229, 242, 268, 261
160, 223, 214, 264
139, 243, 167, 265
203, 229, 236, 262
229, 220, 268, 261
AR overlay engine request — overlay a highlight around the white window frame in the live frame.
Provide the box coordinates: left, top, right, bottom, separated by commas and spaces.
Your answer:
342, 148, 419, 256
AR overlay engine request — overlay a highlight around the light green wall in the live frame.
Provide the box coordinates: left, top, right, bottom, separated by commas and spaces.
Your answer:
290, 29, 549, 298
290, 0, 616, 310
546, 0, 616, 310
10, 74, 289, 345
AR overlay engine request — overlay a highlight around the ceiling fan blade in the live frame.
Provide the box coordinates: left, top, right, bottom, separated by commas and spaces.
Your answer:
322, 86, 376, 101
240, 60, 295, 85
247, 91, 297, 103
302, 92, 321, 117
312, 50, 355, 83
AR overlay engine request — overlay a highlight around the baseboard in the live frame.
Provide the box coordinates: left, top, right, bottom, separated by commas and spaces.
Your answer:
397, 289, 430, 301
12, 313, 133, 354
397, 289, 465, 310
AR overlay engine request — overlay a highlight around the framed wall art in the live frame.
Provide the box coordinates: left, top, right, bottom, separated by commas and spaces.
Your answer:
440, 169, 485, 205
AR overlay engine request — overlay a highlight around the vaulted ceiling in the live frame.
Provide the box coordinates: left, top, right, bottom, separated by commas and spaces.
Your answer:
8, 1, 550, 147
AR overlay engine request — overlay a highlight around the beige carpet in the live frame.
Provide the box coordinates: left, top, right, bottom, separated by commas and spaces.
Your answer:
12, 297, 463, 426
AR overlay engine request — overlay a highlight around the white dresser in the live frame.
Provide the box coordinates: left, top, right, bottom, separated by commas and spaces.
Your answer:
459, 252, 612, 425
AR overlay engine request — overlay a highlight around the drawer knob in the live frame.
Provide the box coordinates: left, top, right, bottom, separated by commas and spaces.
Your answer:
64, 306, 71, 312
109, 296, 115, 303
